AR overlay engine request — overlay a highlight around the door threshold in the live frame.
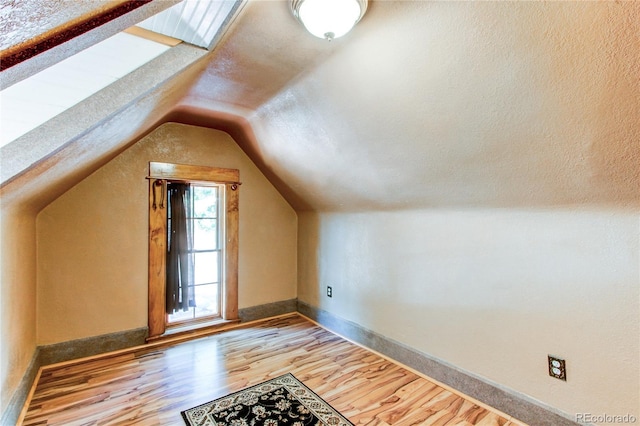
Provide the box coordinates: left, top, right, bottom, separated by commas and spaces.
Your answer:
146, 318, 241, 343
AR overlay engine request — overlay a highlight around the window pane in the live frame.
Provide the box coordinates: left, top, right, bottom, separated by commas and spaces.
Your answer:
193, 219, 218, 250
165, 183, 224, 326
168, 307, 193, 323
194, 284, 220, 318
194, 251, 219, 285
193, 186, 218, 218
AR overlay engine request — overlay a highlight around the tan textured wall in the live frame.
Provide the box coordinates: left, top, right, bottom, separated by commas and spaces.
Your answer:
36, 123, 297, 345
0, 205, 38, 414
298, 209, 639, 419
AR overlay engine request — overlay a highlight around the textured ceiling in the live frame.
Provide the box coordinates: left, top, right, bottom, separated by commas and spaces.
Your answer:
182, 0, 640, 210
0, 0, 117, 52
1, 0, 639, 212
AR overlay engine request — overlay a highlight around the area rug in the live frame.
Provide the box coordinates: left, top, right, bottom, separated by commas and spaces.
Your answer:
181, 373, 353, 426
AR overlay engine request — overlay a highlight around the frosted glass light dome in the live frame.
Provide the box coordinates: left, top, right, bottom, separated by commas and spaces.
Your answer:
291, 0, 368, 41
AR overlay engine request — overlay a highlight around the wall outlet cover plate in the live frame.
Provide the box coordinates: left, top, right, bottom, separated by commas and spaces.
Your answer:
548, 355, 566, 381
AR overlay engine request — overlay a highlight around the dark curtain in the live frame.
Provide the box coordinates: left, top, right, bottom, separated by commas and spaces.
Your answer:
166, 183, 195, 314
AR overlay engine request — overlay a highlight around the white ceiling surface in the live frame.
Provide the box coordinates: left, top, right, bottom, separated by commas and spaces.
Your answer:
0, 33, 170, 147
137, 0, 242, 49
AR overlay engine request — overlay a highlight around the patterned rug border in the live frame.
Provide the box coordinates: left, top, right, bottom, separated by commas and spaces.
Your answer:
181, 373, 354, 426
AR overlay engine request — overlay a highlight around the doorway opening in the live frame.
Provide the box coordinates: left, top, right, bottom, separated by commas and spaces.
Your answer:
167, 184, 224, 325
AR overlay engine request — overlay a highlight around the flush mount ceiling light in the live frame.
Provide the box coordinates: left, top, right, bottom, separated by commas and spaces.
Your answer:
290, 0, 368, 41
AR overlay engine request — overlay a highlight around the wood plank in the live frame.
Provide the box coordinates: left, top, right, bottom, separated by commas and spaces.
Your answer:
147, 178, 167, 338
124, 26, 182, 47
148, 162, 240, 184
223, 183, 239, 320
21, 315, 525, 426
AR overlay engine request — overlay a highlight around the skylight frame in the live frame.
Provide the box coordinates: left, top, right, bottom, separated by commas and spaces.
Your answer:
0, 31, 172, 148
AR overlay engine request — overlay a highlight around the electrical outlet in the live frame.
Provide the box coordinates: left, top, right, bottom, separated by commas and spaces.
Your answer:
327, 286, 332, 298
548, 355, 566, 381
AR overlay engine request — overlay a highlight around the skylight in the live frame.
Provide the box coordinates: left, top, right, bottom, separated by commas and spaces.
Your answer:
137, 0, 243, 50
0, 31, 171, 148
0, 0, 243, 150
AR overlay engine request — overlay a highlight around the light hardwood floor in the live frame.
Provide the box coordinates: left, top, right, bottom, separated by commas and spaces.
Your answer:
22, 314, 525, 425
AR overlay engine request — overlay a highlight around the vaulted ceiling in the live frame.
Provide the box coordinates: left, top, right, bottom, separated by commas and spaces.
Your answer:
1, 0, 639, 212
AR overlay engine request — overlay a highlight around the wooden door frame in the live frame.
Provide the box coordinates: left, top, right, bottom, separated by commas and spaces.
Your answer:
147, 161, 240, 339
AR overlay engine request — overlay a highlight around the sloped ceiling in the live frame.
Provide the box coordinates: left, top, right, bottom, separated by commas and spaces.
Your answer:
243, 1, 640, 210
0, 0, 117, 53
0, 0, 179, 87
2, 0, 639, 212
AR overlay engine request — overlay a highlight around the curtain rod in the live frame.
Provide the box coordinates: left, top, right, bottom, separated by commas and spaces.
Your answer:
146, 176, 242, 190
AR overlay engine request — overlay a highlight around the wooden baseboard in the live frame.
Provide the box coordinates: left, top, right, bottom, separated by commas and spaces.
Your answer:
11, 299, 578, 426
38, 327, 148, 366
239, 298, 298, 322
10, 299, 298, 426
296, 301, 580, 426
1, 349, 41, 426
